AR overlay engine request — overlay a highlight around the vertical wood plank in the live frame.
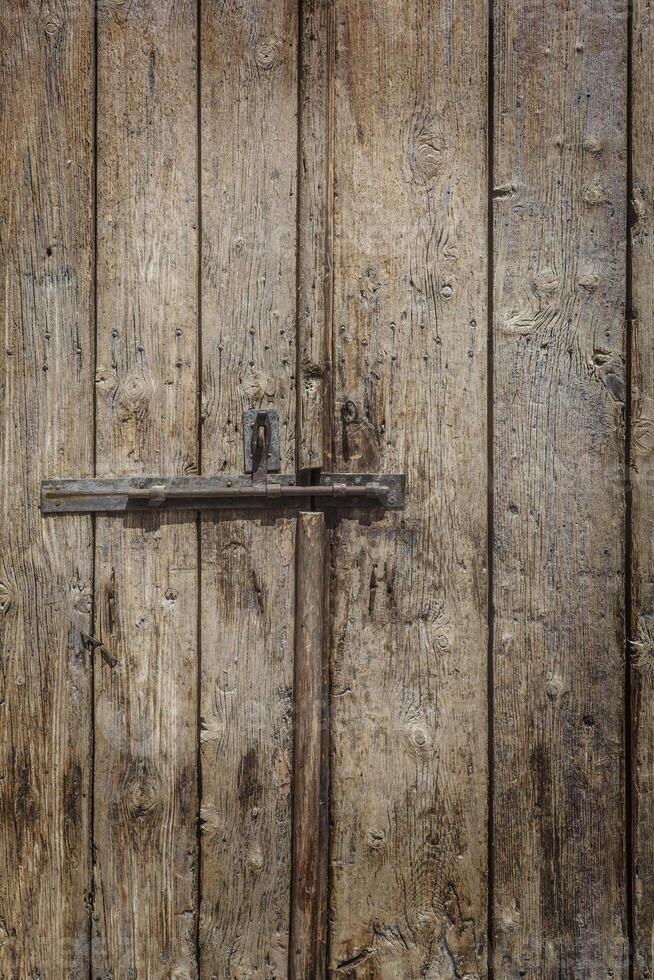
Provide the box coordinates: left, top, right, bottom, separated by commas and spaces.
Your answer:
200, 0, 297, 477
632, 1, 654, 976
199, 517, 296, 976
93, 1, 199, 975
199, 0, 298, 973
0, 3, 93, 975
492, 1, 627, 975
328, 2, 489, 975
290, 512, 327, 979
298, 0, 335, 471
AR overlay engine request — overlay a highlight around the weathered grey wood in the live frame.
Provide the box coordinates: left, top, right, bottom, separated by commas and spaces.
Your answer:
290, 512, 327, 979
93, 1, 199, 974
298, 0, 335, 471
493, 1, 627, 975
316, 514, 331, 979
200, 0, 297, 476
93, 515, 198, 976
328, 2, 489, 975
0, 3, 93, 974
199, 0, 298, 972
632, 2, 654, 975
199, 516, 296, 976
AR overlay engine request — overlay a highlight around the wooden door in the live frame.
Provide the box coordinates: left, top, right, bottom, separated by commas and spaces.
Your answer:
0, 1, 644, 978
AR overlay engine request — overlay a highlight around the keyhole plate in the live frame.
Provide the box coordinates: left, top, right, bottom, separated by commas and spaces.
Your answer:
243, 409, 281, 474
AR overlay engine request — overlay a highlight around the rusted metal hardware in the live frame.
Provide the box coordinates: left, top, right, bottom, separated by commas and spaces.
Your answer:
243, 408, 280, 476
41, 409, 405, 514
40, 474, 404, 513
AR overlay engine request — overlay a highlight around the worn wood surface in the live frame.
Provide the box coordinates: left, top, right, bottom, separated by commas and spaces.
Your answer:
199, 0, 298, 973
290, 512, 327, 979
93, 1, 199, 974
200, 517, 296, 976
0, 2, 93, 975
1, 2, 647, 974
327, 1, 489, 975
297, 0, 335, 472
632, 1, 654, 975
492, 1, 627, 975
200, 0, 297, 475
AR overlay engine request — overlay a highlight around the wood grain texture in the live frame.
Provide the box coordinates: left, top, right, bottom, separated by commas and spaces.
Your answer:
492, 1, 627, 975
290, 512, 327, 979
328, 2, 489, 975
0, 2, 93, 975
200, 0, 297, 474
199, 0, 298, 973
298, 0, 335, 471
93, 515, 198, 978
632, 1, 654, 975
93, 1, 199, 974
199, 516, 296, 977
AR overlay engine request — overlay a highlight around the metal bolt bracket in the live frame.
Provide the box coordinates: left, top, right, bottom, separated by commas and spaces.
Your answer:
243, 409, 280, 474
40, 407, 405, 514
40, 474, 405, 513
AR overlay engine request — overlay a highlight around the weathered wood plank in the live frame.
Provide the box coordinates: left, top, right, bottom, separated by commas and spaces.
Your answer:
200, 0, 297, 475
632, 1, 654, 975
93, 1, 199, 974
290, 512, 327, 979
0, 3, 93, 974
328, 2, 489, 975
199, 516, 296, 976
93, 515, 198, 976
298, 0, 335, 471
492, 1, 627, 975
199, 0, 298, 973
316, 512, 331, 980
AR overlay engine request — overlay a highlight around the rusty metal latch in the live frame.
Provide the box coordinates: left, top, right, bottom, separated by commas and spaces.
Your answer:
41, 409, 405, 514
243, 408, 280, 478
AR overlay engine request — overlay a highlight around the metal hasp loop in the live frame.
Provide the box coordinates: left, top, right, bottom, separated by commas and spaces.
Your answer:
250, 410, 271, 485
40, 408, 405, 514
243, 408, 280, 476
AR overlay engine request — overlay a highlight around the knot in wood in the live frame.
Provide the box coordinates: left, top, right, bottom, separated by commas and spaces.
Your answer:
408, 108, 446, 185
0, 581, 13, 615
255, 36, 281, 72
41, 6, 64, 37
116, 372, 152, 424
123, 759, 161, 824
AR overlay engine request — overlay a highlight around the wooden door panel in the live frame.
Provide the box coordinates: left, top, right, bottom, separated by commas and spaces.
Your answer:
492, 1, 627, 975
0, 2, 642, 976
0, 3, 94, 975
327, 1, 489, 975
297, 0, 334, 473
200, 517, 296, 975
199, 1, 299, 972
290, 511, 328, 979
93, 1, 199, 974
632, 1, 654, 976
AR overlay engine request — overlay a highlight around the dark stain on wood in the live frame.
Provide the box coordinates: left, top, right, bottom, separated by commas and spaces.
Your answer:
238, 746, 262, 809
